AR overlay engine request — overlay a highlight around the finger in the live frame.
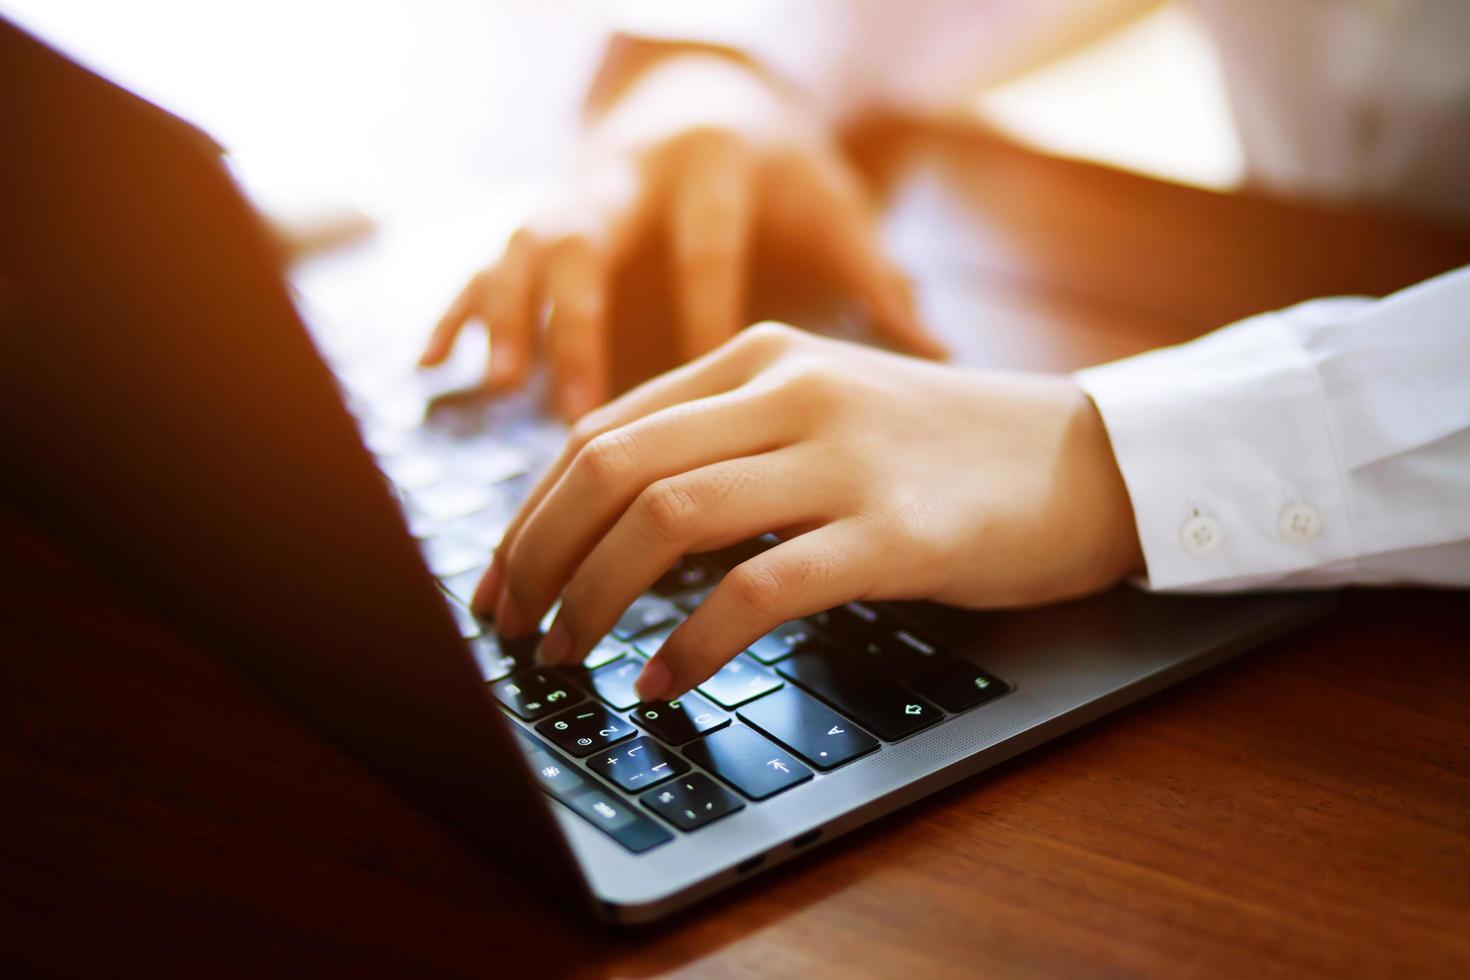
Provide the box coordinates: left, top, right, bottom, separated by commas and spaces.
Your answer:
482, 231, 538, 390
470, 321, 802, 616
668, 145, 755, 359
540, 446, 832, 665
789, 158, 946, 360
824, 206, 945, 359
493, 383, 801, 636
541, 240, 609, 421
636, 520, 876, 700
419, 270, 486, 367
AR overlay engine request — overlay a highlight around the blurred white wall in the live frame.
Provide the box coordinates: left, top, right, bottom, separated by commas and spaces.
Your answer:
975, 3, 1243, 191
3, 1, 610, 216
3, 0, 1242, 218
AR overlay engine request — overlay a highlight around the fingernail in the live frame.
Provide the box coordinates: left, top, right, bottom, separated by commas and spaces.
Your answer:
537, 618, 573, 666
471, 562, 501, 616
495, 589, 531, 638
634, 658, 672, 703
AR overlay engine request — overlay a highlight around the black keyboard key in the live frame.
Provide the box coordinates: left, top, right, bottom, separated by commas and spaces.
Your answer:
682, 725, 812, 801
588, 654, 646, 710
697, 655, 784, 708
612, 595, 682, 640
747, 620, 824, 665
516, 735, 590, 799
512, 728, 672, 853
468, 630, 540, 681
583, 635, 630, 670
808, 600, 887, 646
631, 622, 677, 659
566, 787, 672, 853
640, 773, 744, 831
671, 582, 717, 614
737, 686, 879, 771
845, 626, 1008, 712
651, 557, 720, 597
630, 692, 729, 745
492, 669, 583, 720
537, 704, 637, 757
704, 536, 778, 568
468, 635, 517, 682
861, 627, 949, 680
778, 651, 942, 741
904, 659, 1008, 713
587, 736, 688, 792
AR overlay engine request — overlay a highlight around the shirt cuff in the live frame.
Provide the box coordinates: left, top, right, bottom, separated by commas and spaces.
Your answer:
1074, 305, 1362, 592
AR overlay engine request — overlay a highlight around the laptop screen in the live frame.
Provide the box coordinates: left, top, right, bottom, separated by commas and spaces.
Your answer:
0, 16, 589, 912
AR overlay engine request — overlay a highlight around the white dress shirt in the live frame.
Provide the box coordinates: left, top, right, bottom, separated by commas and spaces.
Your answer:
1077, 267, 1470, 591
617, 0, 1470, 592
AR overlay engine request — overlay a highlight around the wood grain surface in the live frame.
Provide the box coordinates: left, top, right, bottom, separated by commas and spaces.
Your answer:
3, 128, 1468, 979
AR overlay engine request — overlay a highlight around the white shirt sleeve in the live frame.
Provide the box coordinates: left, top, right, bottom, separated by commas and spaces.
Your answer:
1075, 265, 1470, 593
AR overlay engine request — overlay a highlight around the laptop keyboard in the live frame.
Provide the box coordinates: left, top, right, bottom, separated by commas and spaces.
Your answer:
310, 308, 1010, 855
456, 545, 1009, 852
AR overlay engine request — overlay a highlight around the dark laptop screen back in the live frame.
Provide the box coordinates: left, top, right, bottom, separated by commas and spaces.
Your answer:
0, 18, 588, 912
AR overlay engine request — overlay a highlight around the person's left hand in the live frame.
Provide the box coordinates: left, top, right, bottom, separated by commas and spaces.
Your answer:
474, 322, 1143, 702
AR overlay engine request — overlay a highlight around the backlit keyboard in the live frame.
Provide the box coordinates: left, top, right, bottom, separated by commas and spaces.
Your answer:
455, 544, 1009, 852
317, 315, 1009, 854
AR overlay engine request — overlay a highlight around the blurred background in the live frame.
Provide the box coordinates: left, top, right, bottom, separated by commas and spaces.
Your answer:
3, 0, 1243, 224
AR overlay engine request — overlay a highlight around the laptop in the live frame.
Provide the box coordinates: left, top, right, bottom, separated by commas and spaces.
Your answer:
0, 18, 1332, 924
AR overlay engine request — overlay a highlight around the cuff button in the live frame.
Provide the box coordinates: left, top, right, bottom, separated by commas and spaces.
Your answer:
1278, 502, 1323, 544
1181, 515, 1223, 557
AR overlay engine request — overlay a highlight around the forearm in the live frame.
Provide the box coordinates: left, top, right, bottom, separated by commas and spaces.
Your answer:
585, 34, 780, 122
607, 0, 1167, 124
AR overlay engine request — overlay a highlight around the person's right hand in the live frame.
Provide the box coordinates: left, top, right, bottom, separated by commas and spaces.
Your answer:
418, 49, 944, 420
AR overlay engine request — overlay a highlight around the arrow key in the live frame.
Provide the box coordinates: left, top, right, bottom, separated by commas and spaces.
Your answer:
777, 650, 942, 741
682, 725, 813, 800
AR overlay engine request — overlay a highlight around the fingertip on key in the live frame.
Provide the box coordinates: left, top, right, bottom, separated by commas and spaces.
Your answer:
536, 618, 573, 666
495, 588, 533, 638
471, 561, 502, 617
634, 657, 673, 703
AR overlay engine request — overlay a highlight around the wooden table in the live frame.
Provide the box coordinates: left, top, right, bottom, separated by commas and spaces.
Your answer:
4, 125, 1468, 978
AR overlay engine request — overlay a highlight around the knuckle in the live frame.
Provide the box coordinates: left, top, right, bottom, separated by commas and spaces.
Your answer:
577, 429, 640, 491
507, 227, 541, 255
548, 282, 604, 326
677, 124, 743, 158
544, 232, 605, 281
739, 320, 799, 355
557, 580, 597, 633
554, 229, 595, 257
775, 355, 847, 408
638, 478, 702, 542
723, 561, 787, 617
568, 408, 614, 449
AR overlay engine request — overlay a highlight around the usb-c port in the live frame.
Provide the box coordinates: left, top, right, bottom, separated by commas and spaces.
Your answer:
735, 854, 765, 874
791, 828, 822, 849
